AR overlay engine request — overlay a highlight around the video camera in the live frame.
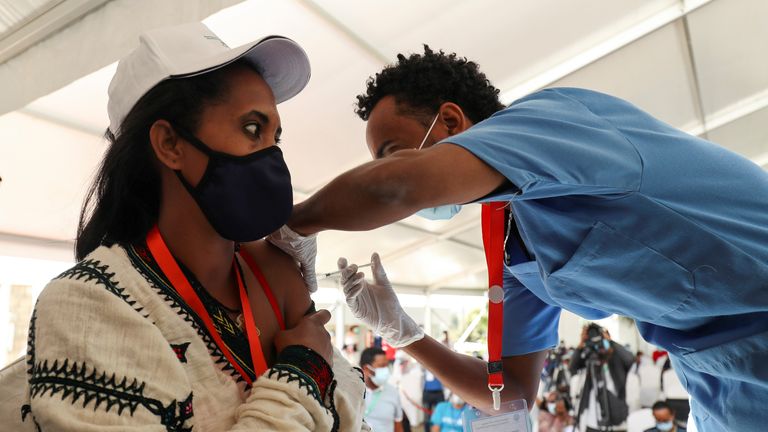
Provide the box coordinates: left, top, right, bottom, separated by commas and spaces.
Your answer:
574, 325, 629, 430
583, 323, 611, 360
546, 344, 567, 366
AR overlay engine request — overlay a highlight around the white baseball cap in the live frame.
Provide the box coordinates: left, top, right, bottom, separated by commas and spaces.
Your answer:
107, 22, 311, 134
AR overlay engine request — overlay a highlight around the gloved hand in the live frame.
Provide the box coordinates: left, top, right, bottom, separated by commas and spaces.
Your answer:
267, 225, 318, 292
338, 253, 424, 348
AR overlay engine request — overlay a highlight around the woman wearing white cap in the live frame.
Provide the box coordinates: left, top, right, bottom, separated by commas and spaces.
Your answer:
19, 23, 367, 431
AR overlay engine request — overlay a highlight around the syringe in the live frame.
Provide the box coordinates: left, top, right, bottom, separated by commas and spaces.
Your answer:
316, 262, 372, 280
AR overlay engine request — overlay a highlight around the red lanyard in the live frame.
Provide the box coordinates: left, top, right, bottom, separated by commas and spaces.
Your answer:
481, 202, 506, 410
146, 225, 268, 384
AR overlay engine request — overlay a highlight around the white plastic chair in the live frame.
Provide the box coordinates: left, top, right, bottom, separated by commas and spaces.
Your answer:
627, 408, 656, 432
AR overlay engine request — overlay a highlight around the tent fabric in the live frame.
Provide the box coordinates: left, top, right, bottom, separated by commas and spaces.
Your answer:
0, 0, 243, 116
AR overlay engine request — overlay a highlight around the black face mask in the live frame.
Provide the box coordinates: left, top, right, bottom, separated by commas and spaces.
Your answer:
172, 125, 293, 242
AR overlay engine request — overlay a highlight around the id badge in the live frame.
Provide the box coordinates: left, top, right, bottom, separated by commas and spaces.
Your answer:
462, 399, 531, 432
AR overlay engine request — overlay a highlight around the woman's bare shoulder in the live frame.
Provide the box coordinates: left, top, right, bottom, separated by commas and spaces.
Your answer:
241, 240, 312, 326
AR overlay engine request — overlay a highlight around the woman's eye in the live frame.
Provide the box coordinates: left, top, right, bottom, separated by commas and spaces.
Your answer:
244, 123, 261, 136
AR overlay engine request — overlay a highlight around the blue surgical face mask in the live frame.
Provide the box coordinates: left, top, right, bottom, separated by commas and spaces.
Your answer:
449, 394, 464, 406
547, 402, 557, 415
415, 113, 462, 221
656, 421, 674, 431
368, 366, 390, 386
416, 205, 462, 220
603, 339, 611, 350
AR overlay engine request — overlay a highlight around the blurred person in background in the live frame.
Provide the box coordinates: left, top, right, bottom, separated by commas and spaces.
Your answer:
391, 351, 426, 431
544, 343, 573, 398
344, 324, 362, 365
395, 352, 426, 430
644, 401, 686, 432
362, 347, 405, 432
430, 392, 470, 432
629, 351, 645, 376
538, 391, 574, 432
422, 368, 445, 431
570, 324, 634, 431
383, 340, 398, 365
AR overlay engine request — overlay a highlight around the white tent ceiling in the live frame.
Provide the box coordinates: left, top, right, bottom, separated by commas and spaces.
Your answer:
1, 0, 766, 294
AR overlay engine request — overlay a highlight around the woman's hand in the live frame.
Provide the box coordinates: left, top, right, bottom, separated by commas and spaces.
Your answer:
274, 309, 333, 366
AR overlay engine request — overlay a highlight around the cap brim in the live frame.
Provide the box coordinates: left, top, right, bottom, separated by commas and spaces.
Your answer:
168, 36, 311, 104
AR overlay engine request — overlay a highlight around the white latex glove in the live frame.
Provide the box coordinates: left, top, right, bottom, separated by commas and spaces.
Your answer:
338, 253, 424, 348
267, 224, 318, 292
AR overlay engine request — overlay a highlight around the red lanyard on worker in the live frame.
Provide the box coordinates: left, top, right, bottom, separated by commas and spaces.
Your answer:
146, 225, 268, 385
481, 202, 506, 410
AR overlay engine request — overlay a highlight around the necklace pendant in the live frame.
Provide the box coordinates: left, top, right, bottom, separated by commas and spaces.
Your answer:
234, 314, 260, 336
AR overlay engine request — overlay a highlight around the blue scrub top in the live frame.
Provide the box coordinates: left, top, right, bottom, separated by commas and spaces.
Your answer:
442, 88, 768, 357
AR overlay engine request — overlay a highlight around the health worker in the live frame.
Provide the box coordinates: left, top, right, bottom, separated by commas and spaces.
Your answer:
269, 46, 768, 432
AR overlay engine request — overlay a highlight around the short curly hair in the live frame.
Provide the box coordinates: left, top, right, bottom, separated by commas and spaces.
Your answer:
355, 45, 505, 125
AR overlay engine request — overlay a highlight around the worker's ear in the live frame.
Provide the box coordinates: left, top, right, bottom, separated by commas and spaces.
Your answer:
437, 102, 472, 135
149, 119, 184, 170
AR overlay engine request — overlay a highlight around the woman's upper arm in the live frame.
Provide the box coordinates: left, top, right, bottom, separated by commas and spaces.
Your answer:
243, 241, 313, 328
279, 260, 314, 328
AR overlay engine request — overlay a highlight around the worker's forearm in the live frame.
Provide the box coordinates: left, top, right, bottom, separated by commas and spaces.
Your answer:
289, 160, 418, 235
403, 336, 530, 413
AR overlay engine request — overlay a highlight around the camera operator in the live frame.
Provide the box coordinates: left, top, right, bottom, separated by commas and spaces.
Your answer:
570, 324, 634, 431
544, 343, 573, 397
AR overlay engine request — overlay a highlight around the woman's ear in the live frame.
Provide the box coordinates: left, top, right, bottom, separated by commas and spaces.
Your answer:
438, 102, 472, 135
149, 119, 184, 170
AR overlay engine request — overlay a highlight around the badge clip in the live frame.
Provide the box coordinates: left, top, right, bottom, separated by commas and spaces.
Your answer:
489, 384, 504, 411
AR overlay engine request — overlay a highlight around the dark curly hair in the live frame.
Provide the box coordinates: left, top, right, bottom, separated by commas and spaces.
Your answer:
355, 45, 505, 125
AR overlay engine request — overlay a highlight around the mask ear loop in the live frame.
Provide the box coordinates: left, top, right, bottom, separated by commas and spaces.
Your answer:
171, 123, 239, 193
170, 123, 212, 193
172, 123, 215, 156
418, 113, 441, 150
